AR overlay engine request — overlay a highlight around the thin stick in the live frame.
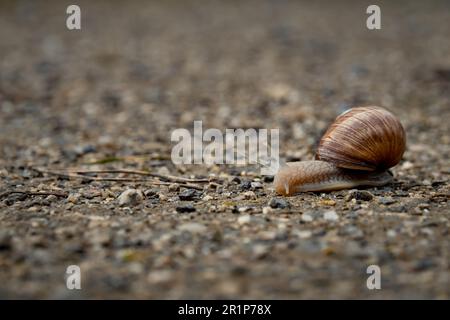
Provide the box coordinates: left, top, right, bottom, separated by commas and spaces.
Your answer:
0, 190, 68, 199
61, 168, 211, 183
31, 168, 204, 190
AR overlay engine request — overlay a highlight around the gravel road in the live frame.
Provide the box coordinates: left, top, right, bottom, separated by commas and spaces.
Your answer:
0, 0, 449, 299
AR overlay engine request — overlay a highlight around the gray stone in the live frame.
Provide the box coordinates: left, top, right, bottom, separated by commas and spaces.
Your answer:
269, 198, 289, 209
178, 189, 201, 201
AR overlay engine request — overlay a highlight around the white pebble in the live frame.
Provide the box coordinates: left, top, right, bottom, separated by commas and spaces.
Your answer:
117, 189, 144, 206
262, 206, 273, 214
243, 191, 257, 199
323, 210, 339, 221
296, 230, 312, 239
251, 182, 263, 189
238, 215, 253, 225
202, 194, 214, 201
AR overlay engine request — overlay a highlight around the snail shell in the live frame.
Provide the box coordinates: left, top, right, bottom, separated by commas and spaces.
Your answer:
315, 106, 406, 171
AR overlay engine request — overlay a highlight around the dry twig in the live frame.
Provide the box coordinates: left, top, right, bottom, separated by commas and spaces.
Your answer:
62, 168, 211, 183
31, 167, 205, 190
0, 190, 68, 199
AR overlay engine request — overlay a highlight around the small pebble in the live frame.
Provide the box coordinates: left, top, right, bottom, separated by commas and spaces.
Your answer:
418, 203, 430, 209
147, 270, 174, 284
178, 222, 207, 233
176, 204, 196, 213
202, 194, 214, 201
262, 206, 273, 214
168, 183, 180, 192
238, 206, 253, 213
144, 189, 159, 198
117, 189, 144, 207
318, 199, 336, 206
296, 230, 312, 239
345, 190, 373, 202
237, 215, 253, 225
0, 231, 12, 251
251, 181, 263, 189
252, 244, 269, 259
413, 259, 435, 271
157, 166, 170, 175
67, 193, 81, 203
391, 205, 408, 213
269, 198, 289, 209
323, 210, 339, 221
401, 161, 414, 170
239, 181, 252, 190
378, 197, 396, 205
46, 195, 58, 202
386, 229, 397, 238
178, 189, 201, 201
231, 176, 241, 184
243, 191, 257, 200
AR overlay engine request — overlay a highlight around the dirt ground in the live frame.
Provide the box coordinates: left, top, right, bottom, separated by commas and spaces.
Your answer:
0, 0, 449, 299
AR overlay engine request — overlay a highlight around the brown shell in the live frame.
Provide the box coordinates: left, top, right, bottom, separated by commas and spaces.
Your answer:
315, 106, 406, 171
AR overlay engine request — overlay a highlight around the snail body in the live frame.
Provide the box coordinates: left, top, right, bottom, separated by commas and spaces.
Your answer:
274, 106, 406, 195
274, 160, 393, 195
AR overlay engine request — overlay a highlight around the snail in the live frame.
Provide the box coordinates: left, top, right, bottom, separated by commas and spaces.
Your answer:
274, 106, 406, 195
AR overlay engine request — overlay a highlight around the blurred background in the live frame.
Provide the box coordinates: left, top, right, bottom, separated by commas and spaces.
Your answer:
1, 0, 449, 163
